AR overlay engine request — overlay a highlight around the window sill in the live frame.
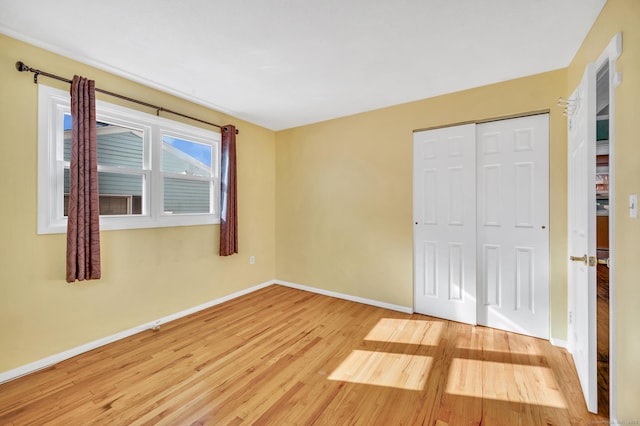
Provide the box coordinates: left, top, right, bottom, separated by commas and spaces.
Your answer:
38, 214, 220, 235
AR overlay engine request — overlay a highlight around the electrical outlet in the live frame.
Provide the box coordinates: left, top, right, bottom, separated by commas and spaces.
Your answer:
249, 255, 255, 265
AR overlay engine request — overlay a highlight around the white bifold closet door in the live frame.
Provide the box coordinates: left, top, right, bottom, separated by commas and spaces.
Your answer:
414, 114, 549, 339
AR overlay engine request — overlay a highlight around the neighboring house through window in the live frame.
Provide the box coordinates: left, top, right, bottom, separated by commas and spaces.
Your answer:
38, 84, 221, 234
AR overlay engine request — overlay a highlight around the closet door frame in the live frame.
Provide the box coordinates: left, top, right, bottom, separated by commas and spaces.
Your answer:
413, 113, 550, 339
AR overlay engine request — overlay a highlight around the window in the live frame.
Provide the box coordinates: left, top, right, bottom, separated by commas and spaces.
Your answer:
38, 85, 220, 234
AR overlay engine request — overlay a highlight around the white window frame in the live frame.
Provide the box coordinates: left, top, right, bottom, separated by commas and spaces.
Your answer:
37, 84, 221, 234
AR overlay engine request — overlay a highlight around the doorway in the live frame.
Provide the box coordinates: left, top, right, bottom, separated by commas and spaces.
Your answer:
595, 61, 610, 419
566, 32, 620, 416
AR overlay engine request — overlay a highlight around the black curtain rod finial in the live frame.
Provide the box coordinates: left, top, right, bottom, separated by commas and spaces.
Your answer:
15, 61, 30, 72
17, 61, 39, 83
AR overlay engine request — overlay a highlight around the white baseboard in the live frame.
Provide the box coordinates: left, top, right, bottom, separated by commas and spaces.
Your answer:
0, 279, 276, 385
550, 337, 568, 349
0, 278, 412, 384
275, 280, 413, 314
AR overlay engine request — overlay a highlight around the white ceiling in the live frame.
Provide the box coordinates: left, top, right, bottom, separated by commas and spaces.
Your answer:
0, 0, 606, 130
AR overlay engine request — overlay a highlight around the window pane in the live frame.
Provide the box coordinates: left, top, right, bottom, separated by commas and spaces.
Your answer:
64, 115, 143, 169
64, 169, 143, 216
162, 136, 212, 177
163, 178, 210, 214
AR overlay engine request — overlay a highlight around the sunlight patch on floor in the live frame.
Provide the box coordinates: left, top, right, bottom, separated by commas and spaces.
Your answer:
445, 358, 567, 408
456, 338, 543, 356
364, 318, 444, 346
328, 350, 432, 390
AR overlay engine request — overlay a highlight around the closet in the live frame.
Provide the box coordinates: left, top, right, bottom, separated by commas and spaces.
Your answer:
413, 114, 550, 339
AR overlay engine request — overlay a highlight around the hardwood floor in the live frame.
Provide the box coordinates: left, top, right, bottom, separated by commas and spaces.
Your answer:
597, 264, 610, 418
0, 285, 608, 425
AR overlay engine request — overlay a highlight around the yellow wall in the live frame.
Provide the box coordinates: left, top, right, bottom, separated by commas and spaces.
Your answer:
276, 70, 568, 334
0, 34, 276, 373
567, 0, 640, 420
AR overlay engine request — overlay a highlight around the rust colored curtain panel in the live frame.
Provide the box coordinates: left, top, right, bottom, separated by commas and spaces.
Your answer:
66, 76, 101, 282
219, 125, 238, 256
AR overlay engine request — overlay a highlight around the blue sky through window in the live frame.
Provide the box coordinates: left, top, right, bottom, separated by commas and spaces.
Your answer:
163, 136, 212, 167
64, 114, 211, 167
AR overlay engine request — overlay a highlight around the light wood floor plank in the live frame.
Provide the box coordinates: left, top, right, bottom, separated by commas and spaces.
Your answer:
0, 285, 607, 425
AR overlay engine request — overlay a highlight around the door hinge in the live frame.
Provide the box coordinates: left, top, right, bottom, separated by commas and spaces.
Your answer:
569, 311, 573, 325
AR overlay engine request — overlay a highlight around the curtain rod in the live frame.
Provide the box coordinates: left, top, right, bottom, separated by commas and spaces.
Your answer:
15, 61, 238, 135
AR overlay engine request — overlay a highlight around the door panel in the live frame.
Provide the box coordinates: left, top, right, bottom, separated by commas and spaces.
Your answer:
568, 63, 598, 413
414, 124, 477, 325
476, 114, 550, 339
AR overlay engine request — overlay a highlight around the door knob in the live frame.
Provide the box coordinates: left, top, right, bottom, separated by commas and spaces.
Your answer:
597, 257, 610, 268
570, 254, 588, 265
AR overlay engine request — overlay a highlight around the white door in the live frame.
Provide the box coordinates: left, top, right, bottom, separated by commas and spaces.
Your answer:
413, 124, 477, 324
476, 114, 550, 339
567, 63, 598, 413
